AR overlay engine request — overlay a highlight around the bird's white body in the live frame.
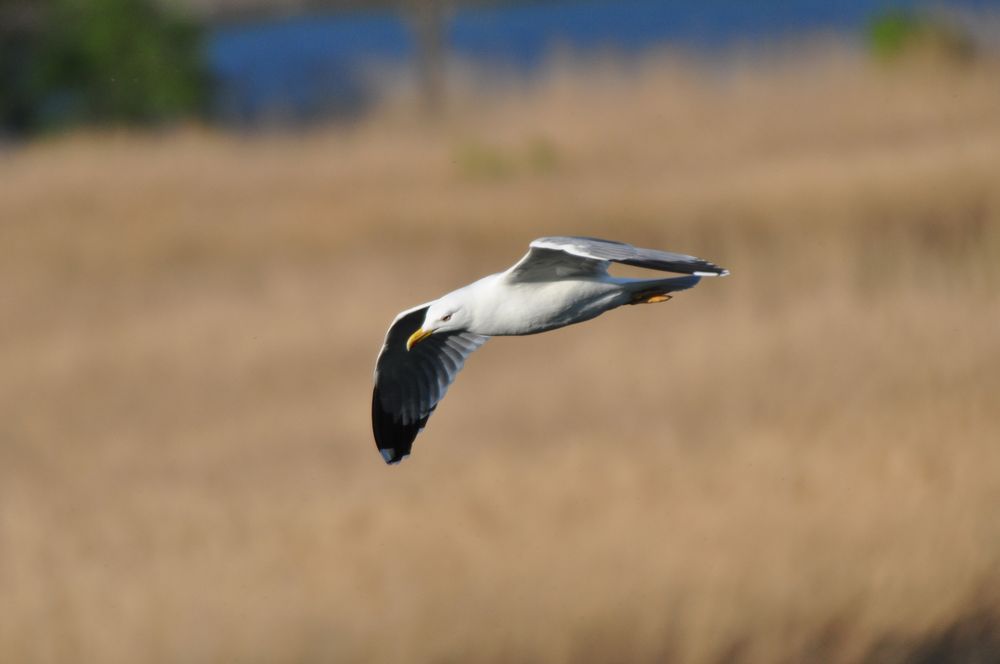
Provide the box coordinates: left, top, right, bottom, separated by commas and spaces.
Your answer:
441, 273, 628, 336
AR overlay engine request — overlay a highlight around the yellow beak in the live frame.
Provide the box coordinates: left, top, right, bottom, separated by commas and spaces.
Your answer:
406, 327, 433, 351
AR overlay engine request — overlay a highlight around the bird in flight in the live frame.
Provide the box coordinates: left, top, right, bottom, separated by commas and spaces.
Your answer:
372, 236, 728, 464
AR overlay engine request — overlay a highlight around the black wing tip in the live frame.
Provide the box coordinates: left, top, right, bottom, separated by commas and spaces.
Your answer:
372, 385, 421, 465
372, 420, 418, 465
620, 256, 729, 277
379, 447, 410, 464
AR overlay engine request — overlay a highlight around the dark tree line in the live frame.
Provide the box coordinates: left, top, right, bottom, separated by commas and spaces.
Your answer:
1, 0, 207, 136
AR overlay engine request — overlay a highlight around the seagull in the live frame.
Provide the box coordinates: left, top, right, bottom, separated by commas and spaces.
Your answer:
372, 236, 728, 464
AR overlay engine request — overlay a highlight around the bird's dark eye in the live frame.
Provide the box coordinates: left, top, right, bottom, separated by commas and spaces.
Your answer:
442, 314, 452, 322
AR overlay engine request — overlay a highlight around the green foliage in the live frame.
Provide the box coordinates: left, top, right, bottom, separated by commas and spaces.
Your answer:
1, 0, 207, 134
455, 137, 562, 181
455, 140, 515, 180
866, 10, 975, 63
525, 137, 560, 174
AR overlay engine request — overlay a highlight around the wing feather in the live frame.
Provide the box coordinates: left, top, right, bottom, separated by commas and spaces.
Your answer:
372, 305, 488, 464
505, 235, 728, 283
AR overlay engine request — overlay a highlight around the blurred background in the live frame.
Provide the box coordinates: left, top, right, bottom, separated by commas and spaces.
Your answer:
2, 1, 1000, 662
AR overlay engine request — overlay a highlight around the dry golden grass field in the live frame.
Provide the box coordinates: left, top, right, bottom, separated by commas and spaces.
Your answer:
2, 47, 1000, 663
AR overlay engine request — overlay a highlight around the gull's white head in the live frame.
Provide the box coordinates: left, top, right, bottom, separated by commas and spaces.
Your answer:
406, 297, 467, 350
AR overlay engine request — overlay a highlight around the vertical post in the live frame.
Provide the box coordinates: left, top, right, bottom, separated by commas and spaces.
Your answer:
408, 1, 447, 115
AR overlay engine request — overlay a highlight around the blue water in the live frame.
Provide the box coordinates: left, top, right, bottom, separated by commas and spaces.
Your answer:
207, 0, 992, 124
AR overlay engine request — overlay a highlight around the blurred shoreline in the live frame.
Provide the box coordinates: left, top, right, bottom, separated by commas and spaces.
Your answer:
206, 0, 996, 124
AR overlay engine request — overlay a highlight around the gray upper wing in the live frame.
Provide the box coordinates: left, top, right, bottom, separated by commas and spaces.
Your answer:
505, 236, 728, 283
372, 305, 488, 464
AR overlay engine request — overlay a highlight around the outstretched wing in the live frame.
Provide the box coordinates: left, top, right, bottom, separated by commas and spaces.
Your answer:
505, 236, 729, 283
372, 305, 489, 464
